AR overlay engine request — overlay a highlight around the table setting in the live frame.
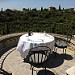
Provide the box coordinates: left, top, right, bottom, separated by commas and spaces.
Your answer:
16, 32, 55, 58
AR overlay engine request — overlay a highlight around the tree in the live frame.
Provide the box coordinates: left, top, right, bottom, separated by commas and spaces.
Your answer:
63, 8, 64, 10
23, 8, 28, 11
59, 5, 61, 11
44, 8, 48, 11
32, 8, 37, 11
1, 8, 3, 11
41, 7, 43, 11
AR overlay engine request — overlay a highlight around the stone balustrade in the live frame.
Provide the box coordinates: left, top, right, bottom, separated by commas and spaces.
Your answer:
0, 32, 26, 52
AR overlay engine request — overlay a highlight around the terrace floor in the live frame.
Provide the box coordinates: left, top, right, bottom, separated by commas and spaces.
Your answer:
0, 46, 75, 75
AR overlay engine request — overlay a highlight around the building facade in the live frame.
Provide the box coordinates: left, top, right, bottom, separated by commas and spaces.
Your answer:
48, 6, 56, 12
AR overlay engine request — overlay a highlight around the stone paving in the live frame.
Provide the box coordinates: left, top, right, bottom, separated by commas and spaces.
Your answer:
0, 46, 75, 75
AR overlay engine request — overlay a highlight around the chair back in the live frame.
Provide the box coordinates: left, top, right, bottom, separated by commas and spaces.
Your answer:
29, 46, 51, 64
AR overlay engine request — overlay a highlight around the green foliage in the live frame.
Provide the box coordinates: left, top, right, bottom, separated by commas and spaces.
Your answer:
0, 9, 75, 35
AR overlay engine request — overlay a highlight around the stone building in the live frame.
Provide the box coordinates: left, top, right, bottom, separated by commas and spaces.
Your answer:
74, 8, 75, 11
48, 6, 56, 12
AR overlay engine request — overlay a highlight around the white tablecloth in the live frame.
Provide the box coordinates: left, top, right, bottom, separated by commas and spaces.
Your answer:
16, 33, 55, 58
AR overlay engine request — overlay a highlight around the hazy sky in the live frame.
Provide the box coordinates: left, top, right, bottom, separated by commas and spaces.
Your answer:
0, 0, 75, 11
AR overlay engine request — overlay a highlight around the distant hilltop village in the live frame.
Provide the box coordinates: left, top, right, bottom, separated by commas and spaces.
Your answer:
1, 5, 75, 12
48, 6, 75, 12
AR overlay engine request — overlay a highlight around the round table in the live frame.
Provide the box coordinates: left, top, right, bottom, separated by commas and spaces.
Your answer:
17, 33, 55, 58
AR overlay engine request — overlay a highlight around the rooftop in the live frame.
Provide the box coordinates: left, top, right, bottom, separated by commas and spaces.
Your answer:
49, 6, 55, 8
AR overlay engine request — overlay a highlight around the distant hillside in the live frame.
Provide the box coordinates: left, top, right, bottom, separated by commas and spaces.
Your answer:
0, 9, 75, 35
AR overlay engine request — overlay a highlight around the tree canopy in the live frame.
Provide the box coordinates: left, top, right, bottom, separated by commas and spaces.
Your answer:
0, 8, 75, 35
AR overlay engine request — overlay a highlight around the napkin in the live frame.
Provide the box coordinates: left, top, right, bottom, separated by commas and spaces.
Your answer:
27, 38, 31, 41
34, 39, 44, 42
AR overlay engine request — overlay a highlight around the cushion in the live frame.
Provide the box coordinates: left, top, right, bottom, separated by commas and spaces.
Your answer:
55, 42, 67, 48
